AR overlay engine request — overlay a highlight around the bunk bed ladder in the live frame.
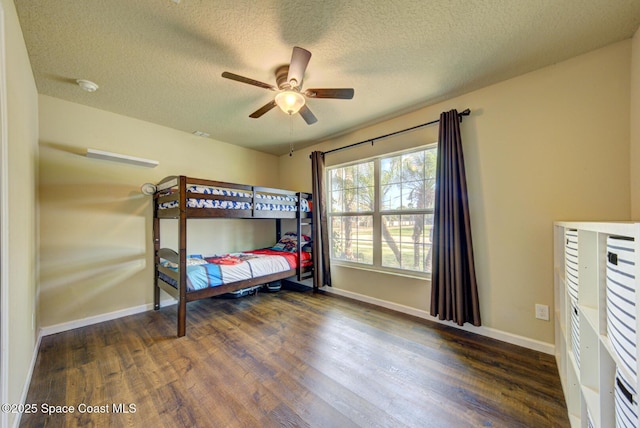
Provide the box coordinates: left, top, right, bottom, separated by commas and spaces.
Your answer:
296, 192, 314, 282
153, 191, 161, 310
177, 175, 188, 337
296, 211, 303, 281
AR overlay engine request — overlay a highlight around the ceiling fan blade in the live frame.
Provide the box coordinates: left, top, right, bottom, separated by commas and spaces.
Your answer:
287, 47, 311, 88
249, 100, 277, 118
299, 105, 318, 125
222, 72, 277, 91
305, 88, 354, 99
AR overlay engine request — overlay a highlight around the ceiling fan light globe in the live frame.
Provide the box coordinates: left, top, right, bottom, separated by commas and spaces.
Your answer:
275, 91, 305, 115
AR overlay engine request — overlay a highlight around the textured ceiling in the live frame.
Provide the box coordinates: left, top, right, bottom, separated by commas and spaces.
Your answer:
15, 0, 640, 155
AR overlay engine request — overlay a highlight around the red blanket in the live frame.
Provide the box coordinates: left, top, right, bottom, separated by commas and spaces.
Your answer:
205, 255, 244, 265
245, 249, 312, 268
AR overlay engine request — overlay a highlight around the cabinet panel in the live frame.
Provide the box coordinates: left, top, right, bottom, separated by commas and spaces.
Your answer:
606, 236, 637, 384
555, 222, 640, 428
615, 368, 637, 428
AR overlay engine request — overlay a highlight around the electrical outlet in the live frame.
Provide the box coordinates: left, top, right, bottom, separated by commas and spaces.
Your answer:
535, 304, 550, 321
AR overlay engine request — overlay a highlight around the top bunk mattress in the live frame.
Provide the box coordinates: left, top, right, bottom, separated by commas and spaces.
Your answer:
157, 183, 311, 213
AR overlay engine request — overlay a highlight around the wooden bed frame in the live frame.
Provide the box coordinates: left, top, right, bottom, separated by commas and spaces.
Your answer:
152, 175, 313, 337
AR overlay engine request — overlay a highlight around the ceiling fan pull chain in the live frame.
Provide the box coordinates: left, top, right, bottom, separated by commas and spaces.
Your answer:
289, 115, 294, 157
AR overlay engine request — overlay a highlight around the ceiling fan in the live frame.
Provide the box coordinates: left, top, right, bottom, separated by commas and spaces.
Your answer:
221, 46, 354, 125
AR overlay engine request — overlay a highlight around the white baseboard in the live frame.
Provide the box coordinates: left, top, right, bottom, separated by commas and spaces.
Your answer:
39, 297, 177, 337
13, 332, 42, 428
322, 287, 555, 355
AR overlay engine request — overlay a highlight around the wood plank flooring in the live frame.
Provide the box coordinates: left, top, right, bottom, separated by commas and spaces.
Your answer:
21, 289, 569, 427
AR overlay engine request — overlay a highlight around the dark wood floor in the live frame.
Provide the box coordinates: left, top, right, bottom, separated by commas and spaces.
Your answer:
21, 289, 569, 427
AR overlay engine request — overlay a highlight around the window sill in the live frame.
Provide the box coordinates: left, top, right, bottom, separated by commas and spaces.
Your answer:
330, 261, 431, 282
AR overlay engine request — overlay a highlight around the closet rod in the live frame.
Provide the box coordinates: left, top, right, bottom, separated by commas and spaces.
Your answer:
319, 108, 470, 157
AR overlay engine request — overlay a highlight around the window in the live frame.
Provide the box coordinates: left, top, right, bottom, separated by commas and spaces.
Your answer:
328, 145, 437, 275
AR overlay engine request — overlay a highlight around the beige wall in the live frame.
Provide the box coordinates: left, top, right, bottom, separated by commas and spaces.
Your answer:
280, 40, 632, 345
2, 0, 39, 426
38, 96, 281, 328
631, 28, 640, 218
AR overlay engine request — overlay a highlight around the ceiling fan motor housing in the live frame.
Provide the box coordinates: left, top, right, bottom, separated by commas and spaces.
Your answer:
275, 65, 295, 89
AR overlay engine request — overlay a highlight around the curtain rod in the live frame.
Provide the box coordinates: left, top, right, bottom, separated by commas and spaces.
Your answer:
318, 108, 470, 157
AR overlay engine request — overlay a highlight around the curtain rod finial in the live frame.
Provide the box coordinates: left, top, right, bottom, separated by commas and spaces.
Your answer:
458, 108, 471, 122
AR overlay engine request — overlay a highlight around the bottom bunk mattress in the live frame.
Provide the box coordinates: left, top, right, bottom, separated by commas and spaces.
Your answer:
159, 249, 311, 292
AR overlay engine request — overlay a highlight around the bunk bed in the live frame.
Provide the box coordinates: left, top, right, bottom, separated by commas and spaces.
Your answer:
153, 175, 313, 337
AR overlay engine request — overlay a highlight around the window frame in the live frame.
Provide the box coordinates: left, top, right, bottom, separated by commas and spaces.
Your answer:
327, 143, 437, 278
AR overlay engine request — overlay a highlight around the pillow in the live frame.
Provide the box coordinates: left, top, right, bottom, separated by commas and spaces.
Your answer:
160, 257, 208, 270
272, 232, 311, 252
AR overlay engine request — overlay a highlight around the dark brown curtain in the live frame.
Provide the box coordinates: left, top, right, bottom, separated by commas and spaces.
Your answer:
311, 151, 331, 288
430, 109, 481, 326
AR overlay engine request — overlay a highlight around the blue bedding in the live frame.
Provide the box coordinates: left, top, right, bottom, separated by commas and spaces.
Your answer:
159, 252, 292, 292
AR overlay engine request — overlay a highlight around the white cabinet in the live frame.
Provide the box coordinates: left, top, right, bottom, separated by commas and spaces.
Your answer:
554, 222, 639, 428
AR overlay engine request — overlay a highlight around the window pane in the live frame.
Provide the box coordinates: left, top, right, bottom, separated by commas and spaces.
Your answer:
332, 169, 342, 189
404, 180, 428, 209
343, 165, 355, 189
425, 180, 436, 210
330, 215, 373, 265
382, 214, 434, 272
357, 187, 374, 211
329, 161, 374, 213
330, 190, 343, 213
381, 183, 401, 210
329, 168, 339, 192
353, 216, 373, 264
402, 151, 425, 181
425, 149, 437, 180
357, 162, 374, 184
381, 215, 400, 268
381, 157, 400, 185
380, 147, 437, 213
